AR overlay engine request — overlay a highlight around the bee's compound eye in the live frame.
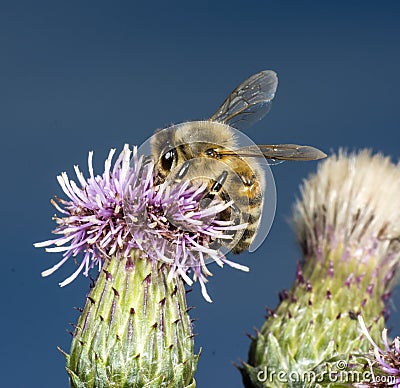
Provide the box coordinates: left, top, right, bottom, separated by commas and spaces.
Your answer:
160, 148, 177, 171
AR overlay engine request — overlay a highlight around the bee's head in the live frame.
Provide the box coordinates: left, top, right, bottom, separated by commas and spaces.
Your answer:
150, 121, 236, 184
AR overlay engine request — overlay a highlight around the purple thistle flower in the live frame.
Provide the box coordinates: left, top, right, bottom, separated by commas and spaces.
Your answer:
34, 144, 248, 302
358, 315, 400, 387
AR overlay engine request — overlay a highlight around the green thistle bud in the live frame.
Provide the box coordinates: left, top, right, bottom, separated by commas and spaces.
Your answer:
64, 249, 197, 387
241, 150, 400, 387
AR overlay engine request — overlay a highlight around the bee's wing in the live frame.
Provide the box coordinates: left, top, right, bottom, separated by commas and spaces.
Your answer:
216, 144, 327, 161
209, 70, 278, 130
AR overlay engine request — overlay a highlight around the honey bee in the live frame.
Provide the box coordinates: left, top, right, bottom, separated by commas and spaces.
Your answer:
150, 70, 326, 254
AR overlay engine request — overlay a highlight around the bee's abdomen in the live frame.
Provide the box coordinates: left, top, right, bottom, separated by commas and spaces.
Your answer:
231, 183, 264, 254
231, 208, 263, 253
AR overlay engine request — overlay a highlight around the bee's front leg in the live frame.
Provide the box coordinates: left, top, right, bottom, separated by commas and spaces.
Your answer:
199, 171, 228, 209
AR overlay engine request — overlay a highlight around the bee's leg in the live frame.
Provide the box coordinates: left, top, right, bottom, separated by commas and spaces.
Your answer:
174, 161, 190, 182
230, 202, 240, 215
200, 171, 228, 209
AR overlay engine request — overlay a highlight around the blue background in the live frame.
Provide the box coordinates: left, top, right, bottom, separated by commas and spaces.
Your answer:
1, 1, 400, 387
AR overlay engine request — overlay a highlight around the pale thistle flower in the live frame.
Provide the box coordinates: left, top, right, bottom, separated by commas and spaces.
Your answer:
241, 150, 400, 387
294, 150, 400, 282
